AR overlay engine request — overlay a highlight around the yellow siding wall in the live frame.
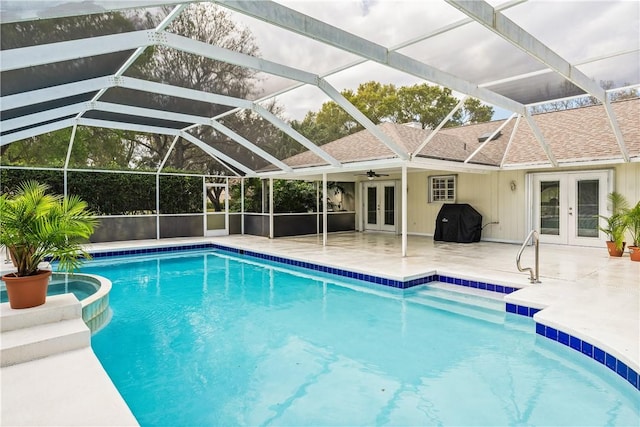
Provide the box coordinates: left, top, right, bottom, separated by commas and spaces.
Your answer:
405, 163, 639, 243
615, 163, 640, 205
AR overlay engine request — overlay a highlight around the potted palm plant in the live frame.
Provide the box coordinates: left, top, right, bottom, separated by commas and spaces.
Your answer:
0, 181, 98, 309
599, 191, 628, 257
625, 200, 640, 262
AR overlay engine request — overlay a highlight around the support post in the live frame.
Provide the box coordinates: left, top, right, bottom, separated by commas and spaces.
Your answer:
269, 177, 274, 239
401, 165, 408, 257
316, 181, 320, 235
241, 177, 245, 235
322, 173, 328, 247
63, 124, 78, 197
156, 174, 161, 240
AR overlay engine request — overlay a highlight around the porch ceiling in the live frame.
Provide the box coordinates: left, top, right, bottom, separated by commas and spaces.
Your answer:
1, 1, 638, 177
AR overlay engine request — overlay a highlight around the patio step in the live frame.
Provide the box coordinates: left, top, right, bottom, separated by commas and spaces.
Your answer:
1, 293, 82, 332
404, 284, 506, 324
0, 294, 90, 367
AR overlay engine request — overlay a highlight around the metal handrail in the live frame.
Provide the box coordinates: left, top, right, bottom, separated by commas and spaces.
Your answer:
516, 230, 540, 283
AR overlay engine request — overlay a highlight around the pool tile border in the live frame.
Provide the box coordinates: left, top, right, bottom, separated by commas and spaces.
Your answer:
538, 322, 640, 391
89, 243, 212, 259
504, 305, 639, 392
86, 242, 639, 392
87, 243, 517, 295
506, 302, 541, 317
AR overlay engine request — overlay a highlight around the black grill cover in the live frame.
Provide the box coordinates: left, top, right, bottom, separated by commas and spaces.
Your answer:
434, 203, 482, 243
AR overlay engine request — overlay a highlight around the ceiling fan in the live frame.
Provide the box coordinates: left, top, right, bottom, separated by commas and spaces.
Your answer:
356, 170, 389, 180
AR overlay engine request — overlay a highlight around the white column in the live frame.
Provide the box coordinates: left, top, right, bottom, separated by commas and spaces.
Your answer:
202, 176, 207, 237
316, 181, 320, 235
269, 177, 274, 239
156, 174, 161, 239
322, 173, 327, 247
402, 165, 408, 257
224, 177, 229, 235
63, 124, 78, 197
241, 177, 245, 235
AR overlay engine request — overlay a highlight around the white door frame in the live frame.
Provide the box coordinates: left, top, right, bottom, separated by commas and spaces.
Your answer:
529, 170, 613, 246
363, 180, 397, 233
204, 182, 229, 237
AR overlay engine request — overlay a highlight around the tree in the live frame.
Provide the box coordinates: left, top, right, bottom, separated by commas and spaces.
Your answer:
459, 98, 494, 125
1, 10, 154, 168
0, 11, 154, 93
396, 84, 460, 129
132, 3, 262, 175
1, 126, 143, 169
529, 80, 638, 114
228, 178, 317, 213
348, 81, 399, 124
291, 81, 494, 144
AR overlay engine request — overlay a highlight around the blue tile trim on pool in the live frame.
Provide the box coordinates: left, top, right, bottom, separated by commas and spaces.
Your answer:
536, 322, 640, 391
88, 243, 212, 259
506, 303, 541, 317
85, 243, 518, 295
437, 275, 517, 295
210, 243, 517, 294
510, 302, 639, 391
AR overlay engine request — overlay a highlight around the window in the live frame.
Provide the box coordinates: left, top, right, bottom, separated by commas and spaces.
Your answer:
429, 175, 456, 203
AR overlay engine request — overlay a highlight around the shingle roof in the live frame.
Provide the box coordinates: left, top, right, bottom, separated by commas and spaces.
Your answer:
503, 99, 640, 165
279, 98, 640, 170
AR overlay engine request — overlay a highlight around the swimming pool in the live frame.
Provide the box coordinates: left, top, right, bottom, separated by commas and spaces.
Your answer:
83, 249, 639, 426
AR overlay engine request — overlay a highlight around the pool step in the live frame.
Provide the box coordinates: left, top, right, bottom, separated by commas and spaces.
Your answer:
404, 283, 506, 323
0, 294, 90, 367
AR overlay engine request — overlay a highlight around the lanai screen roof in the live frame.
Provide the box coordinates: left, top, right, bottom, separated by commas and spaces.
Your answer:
1, 0, 639, 177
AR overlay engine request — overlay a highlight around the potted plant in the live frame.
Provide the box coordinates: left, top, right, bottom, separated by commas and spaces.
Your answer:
599, 191, 628, 257
0, 181, 97, 309
625, 200, 640, 262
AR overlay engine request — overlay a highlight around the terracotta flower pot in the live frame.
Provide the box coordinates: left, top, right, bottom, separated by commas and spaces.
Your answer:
629, 246, 640, 262
2, 270, 52, 309
605, 241, 625, 257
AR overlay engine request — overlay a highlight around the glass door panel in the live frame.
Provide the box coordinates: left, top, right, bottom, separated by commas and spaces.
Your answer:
539, 180, 560, 236
576, 179, 599, 238
384, 185, 395, 226
366, 186, 377, 226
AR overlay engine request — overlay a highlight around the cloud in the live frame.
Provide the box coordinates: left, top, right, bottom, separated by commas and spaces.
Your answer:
233, 0, 639, 119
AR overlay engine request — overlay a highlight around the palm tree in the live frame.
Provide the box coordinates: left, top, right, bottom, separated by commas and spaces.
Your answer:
0, 181, 98, 277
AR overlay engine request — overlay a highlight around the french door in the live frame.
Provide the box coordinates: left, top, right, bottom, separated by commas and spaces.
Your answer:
531, 171, 611, 246
364, 181, 396, 232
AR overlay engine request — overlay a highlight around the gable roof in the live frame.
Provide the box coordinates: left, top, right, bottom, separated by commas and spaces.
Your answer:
278, 98, 640, 171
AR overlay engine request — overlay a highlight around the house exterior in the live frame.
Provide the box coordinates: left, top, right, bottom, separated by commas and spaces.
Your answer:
274, 98, 640, 248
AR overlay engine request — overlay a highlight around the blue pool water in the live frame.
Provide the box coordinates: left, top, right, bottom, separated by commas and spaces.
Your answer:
83, 250, 639, 426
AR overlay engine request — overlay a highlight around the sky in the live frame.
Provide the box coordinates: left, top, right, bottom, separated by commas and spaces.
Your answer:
1, 0, 638, 122
224, 0, 640, 121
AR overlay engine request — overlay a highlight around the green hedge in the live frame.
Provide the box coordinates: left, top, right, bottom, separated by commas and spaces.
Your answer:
1, 169, 64, 195
0, 169, 202, 215
159, 175, 203, 214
